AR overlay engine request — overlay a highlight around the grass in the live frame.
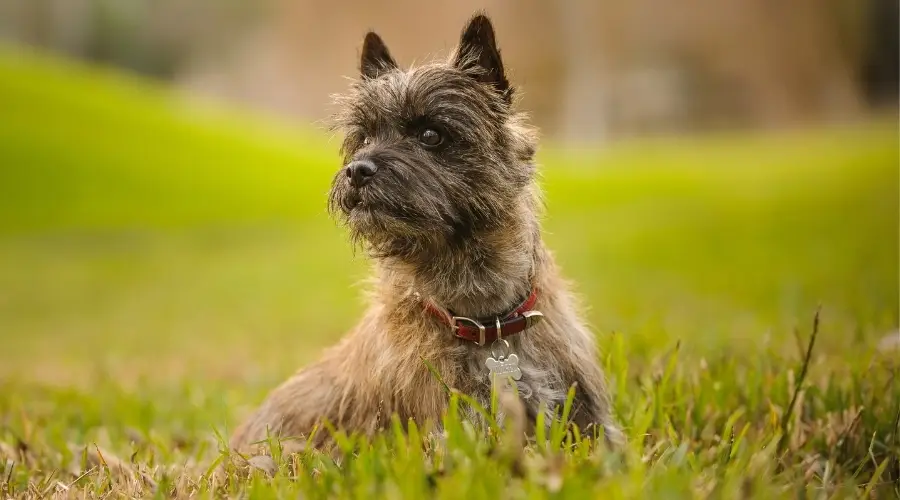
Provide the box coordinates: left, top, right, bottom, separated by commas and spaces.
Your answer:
0, 44, 898, 498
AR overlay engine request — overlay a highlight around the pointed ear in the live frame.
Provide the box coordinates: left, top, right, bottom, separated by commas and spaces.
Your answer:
452, 13, 511, 103
360, 32, 397, 79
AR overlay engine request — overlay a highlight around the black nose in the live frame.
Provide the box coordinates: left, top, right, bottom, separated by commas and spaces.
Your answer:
345, 160, 378, 188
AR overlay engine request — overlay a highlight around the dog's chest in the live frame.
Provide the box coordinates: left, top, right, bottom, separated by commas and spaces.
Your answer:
454, 344, 568, 423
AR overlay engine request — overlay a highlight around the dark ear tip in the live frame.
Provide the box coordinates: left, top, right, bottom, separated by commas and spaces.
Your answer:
464, 12, 494, 34
360, 30, 397, 79
363, 31, 383, 46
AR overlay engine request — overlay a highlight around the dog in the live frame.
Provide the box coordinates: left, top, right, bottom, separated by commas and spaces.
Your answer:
230, 12, 622, 454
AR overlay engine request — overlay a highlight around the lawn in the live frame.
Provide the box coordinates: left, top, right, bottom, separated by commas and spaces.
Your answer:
0, 45, 898, 498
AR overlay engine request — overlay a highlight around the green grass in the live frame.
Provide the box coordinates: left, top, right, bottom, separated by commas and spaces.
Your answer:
0, 44, 898, 498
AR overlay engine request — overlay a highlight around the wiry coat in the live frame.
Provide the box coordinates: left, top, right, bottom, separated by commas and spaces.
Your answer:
230, 13, 622, 453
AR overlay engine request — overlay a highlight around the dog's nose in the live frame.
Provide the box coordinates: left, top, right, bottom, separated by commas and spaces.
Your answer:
345, 160, 378, 188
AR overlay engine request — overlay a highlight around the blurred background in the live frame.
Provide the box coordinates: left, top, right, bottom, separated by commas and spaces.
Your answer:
0, 1, 897, 392
1, 0, 897, 141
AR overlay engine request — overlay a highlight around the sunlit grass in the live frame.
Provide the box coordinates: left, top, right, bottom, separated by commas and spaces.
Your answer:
0, 45, 897, 498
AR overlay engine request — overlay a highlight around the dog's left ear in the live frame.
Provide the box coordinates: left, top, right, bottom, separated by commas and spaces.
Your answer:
452, 13, 512, 104
360, 31, 397, 79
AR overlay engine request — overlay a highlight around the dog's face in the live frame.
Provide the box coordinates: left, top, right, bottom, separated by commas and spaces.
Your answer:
328, 14, 537, 259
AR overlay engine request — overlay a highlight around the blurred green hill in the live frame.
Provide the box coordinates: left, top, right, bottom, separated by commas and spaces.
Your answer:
0, 44, 896, 382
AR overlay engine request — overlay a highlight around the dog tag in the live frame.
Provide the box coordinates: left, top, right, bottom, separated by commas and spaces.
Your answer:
485, 338, 522, 383
485, 353, 522, 381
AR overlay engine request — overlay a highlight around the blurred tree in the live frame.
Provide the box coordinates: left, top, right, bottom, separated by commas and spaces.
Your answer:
0, 0, 265, 78
859, 0, 899, 107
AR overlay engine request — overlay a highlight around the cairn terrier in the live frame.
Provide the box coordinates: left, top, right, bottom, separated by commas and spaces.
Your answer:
230, 12, 622, 452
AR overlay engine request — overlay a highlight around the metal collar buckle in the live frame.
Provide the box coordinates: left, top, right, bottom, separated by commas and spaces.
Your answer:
451, 316, 486, 346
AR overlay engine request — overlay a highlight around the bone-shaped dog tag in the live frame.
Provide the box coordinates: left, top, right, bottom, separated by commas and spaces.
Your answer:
486, 328, 522, 391
485, 353, 522, 381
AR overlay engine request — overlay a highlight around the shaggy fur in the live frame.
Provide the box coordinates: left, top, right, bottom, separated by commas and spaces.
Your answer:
230, 12, 622, 452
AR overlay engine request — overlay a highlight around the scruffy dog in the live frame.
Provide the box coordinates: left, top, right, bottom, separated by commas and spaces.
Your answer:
230, 13, 622, 452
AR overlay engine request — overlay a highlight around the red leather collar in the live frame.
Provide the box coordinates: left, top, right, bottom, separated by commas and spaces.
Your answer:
423, 288, 544, 345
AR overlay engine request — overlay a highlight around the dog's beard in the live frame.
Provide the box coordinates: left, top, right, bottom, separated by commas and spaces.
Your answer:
328, 166, 448, 259
327, 157, 508, 260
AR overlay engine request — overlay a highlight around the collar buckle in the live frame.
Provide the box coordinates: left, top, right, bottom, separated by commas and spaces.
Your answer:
451, 316, 486, 346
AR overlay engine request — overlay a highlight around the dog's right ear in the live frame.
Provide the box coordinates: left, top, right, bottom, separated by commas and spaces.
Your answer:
452, 13, 511, 104
360, 32, 397, 79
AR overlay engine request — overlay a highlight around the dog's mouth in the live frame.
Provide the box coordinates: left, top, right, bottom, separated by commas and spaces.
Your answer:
336, 186, 385, 228
330, 173, 456, 250
341, 188, 363, 213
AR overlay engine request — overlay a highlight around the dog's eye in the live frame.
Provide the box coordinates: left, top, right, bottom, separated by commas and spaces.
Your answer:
418, 128, 442, 147
363, 136, 372, 146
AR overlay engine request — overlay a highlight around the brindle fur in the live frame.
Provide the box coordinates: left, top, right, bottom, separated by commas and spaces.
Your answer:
230, 12, 622, 453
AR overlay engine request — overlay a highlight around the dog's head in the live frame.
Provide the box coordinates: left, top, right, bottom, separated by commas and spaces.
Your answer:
328, 13, 538, 259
